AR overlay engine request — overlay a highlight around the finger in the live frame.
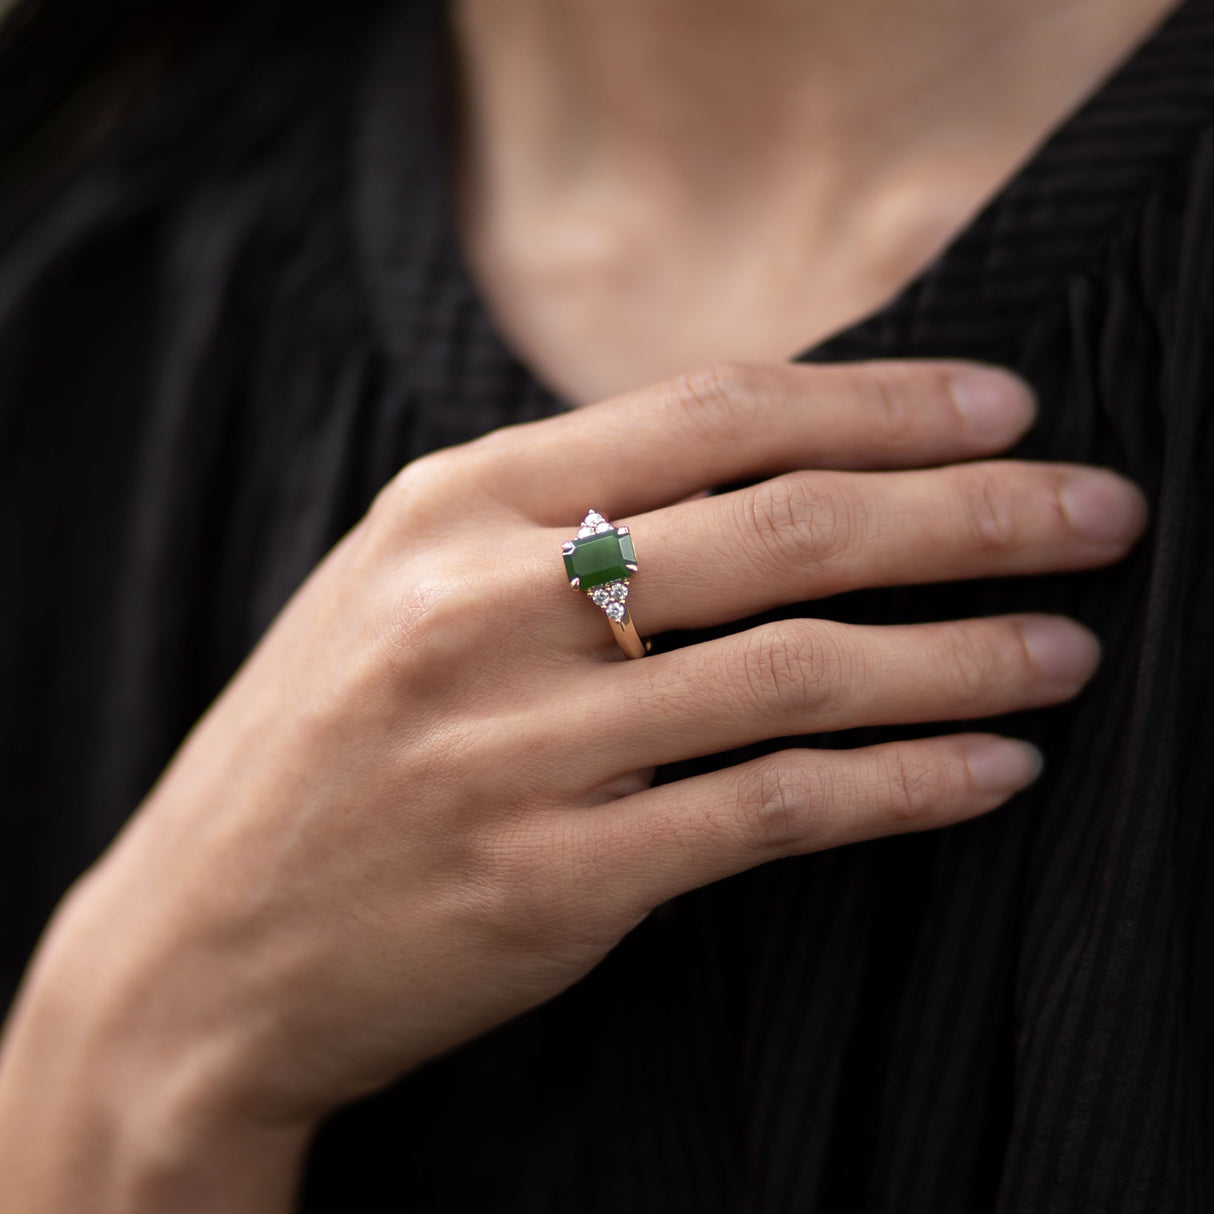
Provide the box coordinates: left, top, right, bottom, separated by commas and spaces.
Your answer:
559, 733, 1043, 910
624, 460, 1147, 632
476, 359, 1036, 522
552, 613, 1098, 782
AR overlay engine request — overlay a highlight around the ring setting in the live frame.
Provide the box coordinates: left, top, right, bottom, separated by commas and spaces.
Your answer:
563, 511, 647, 659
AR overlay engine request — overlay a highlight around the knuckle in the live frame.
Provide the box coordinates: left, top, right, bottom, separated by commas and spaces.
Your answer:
852, 363, 922, 451
460, 423, 520, 474
435, 836, 555, 948
960, 468, 1021, 550
460, 822, 621, 960
938, 620, 1007, 707
660, 361, 768, 444
1005, 618, 1044, 683
478, 858, 565, 950
878, 746, 951, 824
734, 621, 847, 715
744, 473, 855, 568
378, 576, 483, 674
744, 759, 832, 853
367, 447, 463, 530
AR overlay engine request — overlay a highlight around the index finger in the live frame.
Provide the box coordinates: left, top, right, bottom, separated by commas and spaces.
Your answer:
477, 359, 1036, 523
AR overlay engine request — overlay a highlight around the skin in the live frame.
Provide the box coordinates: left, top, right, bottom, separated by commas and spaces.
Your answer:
0, 359, 1147, 1209
452, 0, 1181, 402
0, 0, 1166, 1209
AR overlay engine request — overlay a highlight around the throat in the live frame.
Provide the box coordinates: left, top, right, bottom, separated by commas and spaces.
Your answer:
447, 0, 1183, 407
451, 210, 953, 407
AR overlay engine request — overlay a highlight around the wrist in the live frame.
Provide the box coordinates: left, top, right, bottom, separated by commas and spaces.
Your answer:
0, 883, 316, 1213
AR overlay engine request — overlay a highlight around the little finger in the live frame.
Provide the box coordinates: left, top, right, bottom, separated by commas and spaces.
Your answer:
558, 733, 1043, 909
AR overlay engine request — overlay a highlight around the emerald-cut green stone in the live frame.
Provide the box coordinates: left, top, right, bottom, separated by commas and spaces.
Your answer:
564, 529, 636, 589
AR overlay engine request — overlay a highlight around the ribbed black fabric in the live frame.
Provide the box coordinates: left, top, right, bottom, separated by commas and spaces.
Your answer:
2, 1, 1214, 1209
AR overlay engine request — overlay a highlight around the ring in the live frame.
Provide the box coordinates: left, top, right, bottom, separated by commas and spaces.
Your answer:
562, 510, 649, 659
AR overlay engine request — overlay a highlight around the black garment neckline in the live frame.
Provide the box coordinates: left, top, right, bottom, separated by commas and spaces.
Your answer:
357, 0, 1214, 409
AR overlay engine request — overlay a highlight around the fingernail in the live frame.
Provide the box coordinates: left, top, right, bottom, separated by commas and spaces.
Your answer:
1060, 470, 1148, 544
1019, 616, 1102, 685
950, 367, 1037, 441
966, 737, 1044, 793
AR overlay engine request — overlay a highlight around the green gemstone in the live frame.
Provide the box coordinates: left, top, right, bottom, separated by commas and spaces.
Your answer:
564, 528, 636, 589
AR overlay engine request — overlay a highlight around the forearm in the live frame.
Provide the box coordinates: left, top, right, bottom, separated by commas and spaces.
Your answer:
0, 910, 313, 1214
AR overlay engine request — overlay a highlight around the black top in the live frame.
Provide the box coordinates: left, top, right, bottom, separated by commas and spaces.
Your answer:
3, 1, 1214, 1209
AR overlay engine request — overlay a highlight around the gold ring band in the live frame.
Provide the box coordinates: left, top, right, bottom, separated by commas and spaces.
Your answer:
606, 611, 647, 660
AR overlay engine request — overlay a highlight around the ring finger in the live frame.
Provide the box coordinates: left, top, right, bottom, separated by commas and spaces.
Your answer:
618, 460, 1146, 634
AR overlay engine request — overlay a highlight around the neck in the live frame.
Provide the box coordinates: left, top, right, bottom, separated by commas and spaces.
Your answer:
450, 0, 1176, 237
447, 0, 1180, 405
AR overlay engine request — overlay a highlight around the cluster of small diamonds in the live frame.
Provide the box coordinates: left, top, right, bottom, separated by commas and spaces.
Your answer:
576, 510, 614, 538
590, 580, 630, 622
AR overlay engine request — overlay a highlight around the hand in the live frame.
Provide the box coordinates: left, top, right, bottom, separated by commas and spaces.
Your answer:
0, 359, 1146, 1208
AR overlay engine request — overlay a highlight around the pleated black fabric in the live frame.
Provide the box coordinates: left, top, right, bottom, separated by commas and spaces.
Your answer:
3, 1, 1214, 1209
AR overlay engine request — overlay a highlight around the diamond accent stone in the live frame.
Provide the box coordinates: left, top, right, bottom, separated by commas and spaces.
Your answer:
591, 580, 629, 611
604, 602, 626, 622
